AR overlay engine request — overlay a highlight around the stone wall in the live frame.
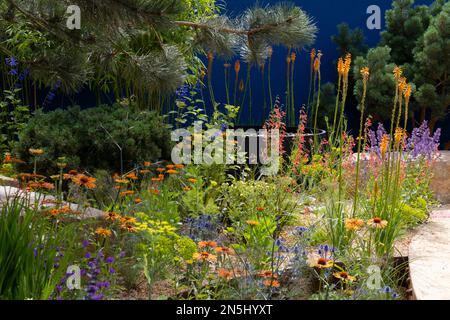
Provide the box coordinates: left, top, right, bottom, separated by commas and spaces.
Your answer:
431, 151, 450, 205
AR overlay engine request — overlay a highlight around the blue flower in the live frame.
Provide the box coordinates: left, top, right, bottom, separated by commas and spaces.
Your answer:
106, 256, 114, 264
5, 57, 17, 67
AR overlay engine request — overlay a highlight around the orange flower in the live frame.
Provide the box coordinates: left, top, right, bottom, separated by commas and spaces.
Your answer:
290, 52, 297, 62
115, 178, 129, 185
360, 67, 370, 81
72, 174, 96, 189
380, 134, 390, 159
198, 241, 217, 248
313, 57, 320, 73
144, 161, 152, 167
217, 268, 234, 280
156, 168, 165, 173
134, 198, 142, 204
310, 48, 316, 60
393, 66, 402, 80
239, 80, 245, 92
367, 217, 388, 229
215, 246, 234, 255
104, 212, 121, 221
151, 177, 162, 182
246, 220, 260, 227
121, 223, 137, 233
166, 164, 175, 170
343, 52, 352, 76
140, 169, 151, 174
394, 128, 405, 146
337, 58, 345, 76
120, 216, 137, 225
183, 186, 192, 191
148, 189, 160, 195
308, 256, 334, 269
95, 227, 112, 238
126, 172, 138, 180
27, 181, 55, 191
188, 178, 197, 183
263, 279, 280, 288
166, 169, 178, 174
224, 63, 231, 69
256, 207, 265, 212
119, 190, 135, 197
234, 60, 241, 74
345, 218, 364, 231
258, 271, 278, 279
4, 153, 11, 163
334, 271, 356, 282
193, 252, 217, 263
174, 164, 185, 169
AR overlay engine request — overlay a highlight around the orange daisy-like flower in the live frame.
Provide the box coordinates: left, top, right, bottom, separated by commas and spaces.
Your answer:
246, 220, 260, 227
72, 174, 97, 189
166, 170, 178, 174
115, 178, 129, 185
198, 241, 217, 249
193, 252, 217, 263
119, 190, 135, 197
126, 172, 138, 180
63, 170, 79, 180
308, 256, 334, 269
258, 271, 278, 279
95, 227, 112, 238
151, 177, 162, 182
174, 164, 185, 169
156, 168, 165, 173
144, 161, 151, 167
120, 216, 137, 225
140, 169, 151, 174
345, 218, 365, 231
121, 223, 137, 233
263, 279, 280, 288
188, 178, 197, 183
217, 268, 234, 280
256, 207, 265, 212
334, 271, 356, 282
367, 217, 388, 229
215, 246, 235, 255
166, 164, 175, 170
135, 198, 142, 204
148, 189, 160, 195
183, 186, 192, 191
104, 211, 121, 221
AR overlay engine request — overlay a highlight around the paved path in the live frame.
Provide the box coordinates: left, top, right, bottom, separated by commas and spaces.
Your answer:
409, 207, 450, 300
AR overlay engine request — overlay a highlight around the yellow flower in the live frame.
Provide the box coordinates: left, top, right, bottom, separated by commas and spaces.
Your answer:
95, 227, 112, 238
367, 217, 388, 229
308, 256, 334, 269
246, 220, 260, 227
360, 67, 370, 81
29, 148, 44, 156
345, 218, 364, 231
334, 271, 356, 282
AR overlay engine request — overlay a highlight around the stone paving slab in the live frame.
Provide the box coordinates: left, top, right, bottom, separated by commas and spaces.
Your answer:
409, 207, 450, 300
0, 185, 104, 219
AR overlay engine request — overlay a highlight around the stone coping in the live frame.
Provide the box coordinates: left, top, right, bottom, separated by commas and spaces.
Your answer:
409, 207, 450, 300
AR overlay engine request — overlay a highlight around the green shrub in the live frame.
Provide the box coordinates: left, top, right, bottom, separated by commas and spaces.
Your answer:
13, 105, 173, 175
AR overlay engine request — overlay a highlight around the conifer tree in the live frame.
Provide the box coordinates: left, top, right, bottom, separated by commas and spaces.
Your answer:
0, 0, 317, 101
